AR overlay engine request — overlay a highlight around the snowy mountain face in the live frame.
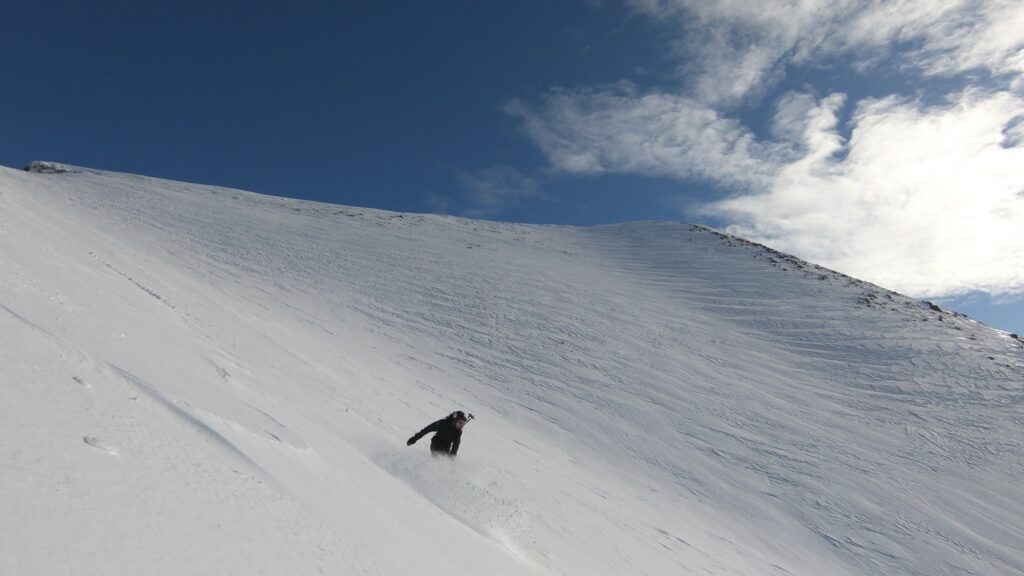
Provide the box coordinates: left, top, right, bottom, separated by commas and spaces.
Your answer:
1, 163, 1021, 576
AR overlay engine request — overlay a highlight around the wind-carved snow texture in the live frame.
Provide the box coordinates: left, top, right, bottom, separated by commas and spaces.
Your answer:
1, 163, 1021, 576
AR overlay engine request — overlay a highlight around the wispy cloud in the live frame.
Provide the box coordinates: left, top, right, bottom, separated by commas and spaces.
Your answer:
509, 0, 1024, 296
454, 165, 543, 219
505, 83, 782, 188
627, 0, 1024, 104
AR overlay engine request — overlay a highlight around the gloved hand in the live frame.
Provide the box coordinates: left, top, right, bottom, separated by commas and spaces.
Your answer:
406, 437, 416, 446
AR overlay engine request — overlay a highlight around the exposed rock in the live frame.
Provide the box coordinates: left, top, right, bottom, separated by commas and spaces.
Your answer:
24, 161, 76, 174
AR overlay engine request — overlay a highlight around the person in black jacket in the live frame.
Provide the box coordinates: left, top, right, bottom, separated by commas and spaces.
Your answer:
407, 411, 473, 457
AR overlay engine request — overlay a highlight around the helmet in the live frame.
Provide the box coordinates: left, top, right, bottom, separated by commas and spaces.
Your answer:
450, 410, 474, 422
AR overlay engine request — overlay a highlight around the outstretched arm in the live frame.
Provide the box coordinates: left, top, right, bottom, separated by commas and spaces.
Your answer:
407, 419, 443, 445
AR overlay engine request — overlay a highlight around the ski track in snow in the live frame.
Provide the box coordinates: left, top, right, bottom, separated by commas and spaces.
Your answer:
1, 164, 1022, 575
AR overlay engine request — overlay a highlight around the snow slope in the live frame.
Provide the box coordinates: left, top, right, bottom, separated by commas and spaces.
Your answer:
1, 163, 1021, 575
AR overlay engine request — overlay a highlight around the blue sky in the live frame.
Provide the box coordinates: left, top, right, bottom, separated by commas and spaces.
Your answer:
2, 1, 1022, 336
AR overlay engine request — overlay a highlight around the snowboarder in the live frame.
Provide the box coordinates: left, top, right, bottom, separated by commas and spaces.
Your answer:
406, 411, 473, 457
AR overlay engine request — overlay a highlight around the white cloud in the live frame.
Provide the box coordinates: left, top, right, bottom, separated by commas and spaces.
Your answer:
626, 0, 1024, 104
454, 165, 543, 219
706, 90, 1024, 297
512, 83, 1024, 297
505, 83, 782, 189
841, 0, 1024, 79
509, 0, 1024, 296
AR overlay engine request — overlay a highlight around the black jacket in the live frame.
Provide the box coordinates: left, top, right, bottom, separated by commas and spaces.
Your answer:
408, 417, 462, 455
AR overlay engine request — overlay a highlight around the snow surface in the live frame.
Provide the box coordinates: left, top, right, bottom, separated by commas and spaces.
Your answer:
1, 163, 1021, 575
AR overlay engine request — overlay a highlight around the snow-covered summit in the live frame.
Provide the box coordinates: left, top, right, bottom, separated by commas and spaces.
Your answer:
1, 164, 1021, 575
